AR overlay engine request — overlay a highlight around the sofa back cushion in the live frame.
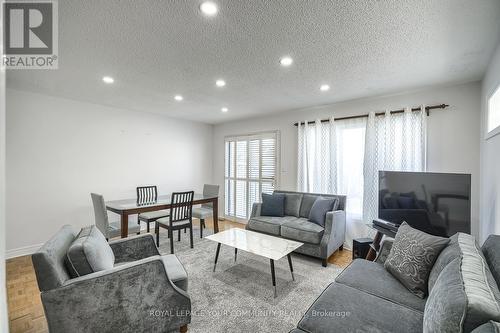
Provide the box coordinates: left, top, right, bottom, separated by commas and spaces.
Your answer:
66, 226, 115, 278
282, 192, 303, 217
428, 233, 460, 291
423, 233, 500, 333
482, 235, 500, 288
273, 191, 346, 218
261, 193, 285, 217
32, 225, 78, 291
299, 194, 318, 218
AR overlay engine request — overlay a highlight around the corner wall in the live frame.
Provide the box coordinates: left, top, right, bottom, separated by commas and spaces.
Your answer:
6, 89, 214, 256
480, 42, 500, 243
213, 82, 482, 238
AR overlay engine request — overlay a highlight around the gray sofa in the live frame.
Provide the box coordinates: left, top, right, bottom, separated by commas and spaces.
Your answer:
247, 190, 346, 266
32, 225, 191, 333
290, 233, 500, 333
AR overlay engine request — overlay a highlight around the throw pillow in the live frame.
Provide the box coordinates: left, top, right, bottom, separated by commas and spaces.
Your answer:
261, 193, 285, 217
283, 192, 303, 217
65, 225, 115, 278
308, 197, 338, 227
384, 222, 449, 298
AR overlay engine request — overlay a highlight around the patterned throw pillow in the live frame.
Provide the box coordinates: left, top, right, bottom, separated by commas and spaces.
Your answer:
384, 222, 449, 298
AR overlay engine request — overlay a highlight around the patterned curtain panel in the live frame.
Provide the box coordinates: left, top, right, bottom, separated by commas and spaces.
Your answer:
362, 107, 428, 224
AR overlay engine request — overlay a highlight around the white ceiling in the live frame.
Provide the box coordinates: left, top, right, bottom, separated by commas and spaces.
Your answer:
7, 0, 500, 124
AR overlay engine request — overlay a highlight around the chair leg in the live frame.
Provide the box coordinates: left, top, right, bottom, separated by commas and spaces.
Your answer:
200, 219, 203, 238
180, 324, 188, 333
189, 224, 194, 249
178, 229, 181, 242
155, 223, 160, 247
339, 244, 344, 251
169, 229, 174, 254
184, 228, 186, 233
322, 258, 328, 267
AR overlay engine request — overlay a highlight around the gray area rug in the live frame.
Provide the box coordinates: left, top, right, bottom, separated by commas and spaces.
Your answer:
156, 226, 343, 333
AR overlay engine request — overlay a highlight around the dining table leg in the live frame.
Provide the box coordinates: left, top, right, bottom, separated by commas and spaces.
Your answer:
120, 212, 129, 238
212, 198, 219, 233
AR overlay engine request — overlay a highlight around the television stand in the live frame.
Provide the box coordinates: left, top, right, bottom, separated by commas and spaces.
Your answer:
365, 221, 398, 261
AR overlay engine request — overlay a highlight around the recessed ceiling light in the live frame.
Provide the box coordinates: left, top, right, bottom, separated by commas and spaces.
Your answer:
221, 107, 228, 113
102, 76, 114, 84
320, 84, 330, 92
279, 56, 293, 67
174, 95, 183, 101
200, 1, 218, 16
216, 79, 226, 87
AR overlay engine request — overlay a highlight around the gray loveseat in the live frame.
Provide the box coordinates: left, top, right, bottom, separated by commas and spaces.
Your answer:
32, 225, 191, 333
290, 233, 500, 333
247, 190, 346, 266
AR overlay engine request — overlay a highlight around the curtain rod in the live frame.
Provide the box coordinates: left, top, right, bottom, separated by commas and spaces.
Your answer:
293, 103, 449, 127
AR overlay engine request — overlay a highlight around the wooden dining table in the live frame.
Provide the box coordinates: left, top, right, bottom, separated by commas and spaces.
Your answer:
106, 193, 219, 238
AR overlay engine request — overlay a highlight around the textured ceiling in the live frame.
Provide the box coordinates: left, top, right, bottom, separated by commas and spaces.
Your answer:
7, 0, 500, 124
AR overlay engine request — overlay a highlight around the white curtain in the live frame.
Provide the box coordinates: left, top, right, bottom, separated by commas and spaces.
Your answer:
362, 107, 427, 224
297, 117, 366, 247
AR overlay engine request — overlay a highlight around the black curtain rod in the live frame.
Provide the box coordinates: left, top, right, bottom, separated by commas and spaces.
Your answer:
293, 103, 449, 127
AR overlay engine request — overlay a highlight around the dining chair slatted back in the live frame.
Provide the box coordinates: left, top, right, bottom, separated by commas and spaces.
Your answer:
170, 191, 194, 224
137, 186, 158, 205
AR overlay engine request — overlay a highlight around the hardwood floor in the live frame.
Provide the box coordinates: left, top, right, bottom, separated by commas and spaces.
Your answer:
6, 219, 352, 333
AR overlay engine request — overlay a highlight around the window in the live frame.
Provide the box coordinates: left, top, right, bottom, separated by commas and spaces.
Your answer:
488, 85, 500, 137
224, 132, 279, 221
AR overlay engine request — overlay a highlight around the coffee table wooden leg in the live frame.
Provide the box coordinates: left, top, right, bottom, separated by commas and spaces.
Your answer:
270, 259, 277, 298
287, 254, 295, 281
213, 243, 221, 272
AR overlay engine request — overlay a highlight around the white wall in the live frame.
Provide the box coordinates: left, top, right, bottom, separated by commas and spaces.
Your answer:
213, 82, 482, 238
6, 89, 213, 255
480, 42, 500, 243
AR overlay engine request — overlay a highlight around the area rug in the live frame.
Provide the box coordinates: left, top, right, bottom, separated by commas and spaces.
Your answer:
156, 226, 344, 333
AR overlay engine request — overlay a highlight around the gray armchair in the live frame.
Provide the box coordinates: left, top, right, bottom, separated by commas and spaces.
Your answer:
32, 225, 191, 333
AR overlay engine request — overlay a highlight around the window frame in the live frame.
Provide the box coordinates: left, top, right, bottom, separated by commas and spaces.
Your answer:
486, 83, 500, 140
223, 130, 280, 222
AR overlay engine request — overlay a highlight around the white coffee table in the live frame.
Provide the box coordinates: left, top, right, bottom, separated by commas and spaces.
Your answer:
205, 228, 303, 297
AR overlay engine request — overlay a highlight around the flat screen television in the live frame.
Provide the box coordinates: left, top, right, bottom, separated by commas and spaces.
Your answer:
378, 171, 471, 237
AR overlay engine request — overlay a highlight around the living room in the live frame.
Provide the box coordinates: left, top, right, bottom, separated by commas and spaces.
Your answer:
1, 1, 500, 333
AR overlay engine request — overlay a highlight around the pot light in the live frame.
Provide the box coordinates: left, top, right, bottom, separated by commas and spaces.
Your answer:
174, 95, 183, 101
320, 84, 330, 92
102, 76, 114, 84
216, 79, 226, 87
200, 1, 218, 16
221, 107, 228, 113
279, 56, 293, 67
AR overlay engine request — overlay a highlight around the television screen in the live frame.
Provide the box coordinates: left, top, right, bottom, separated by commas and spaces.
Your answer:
378, 171, 471, 237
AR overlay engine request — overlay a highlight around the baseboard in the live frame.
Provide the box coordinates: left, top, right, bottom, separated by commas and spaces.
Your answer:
6, 243, 43, 259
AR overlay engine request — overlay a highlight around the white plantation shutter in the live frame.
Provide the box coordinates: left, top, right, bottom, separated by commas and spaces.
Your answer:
224, 132, 279, 221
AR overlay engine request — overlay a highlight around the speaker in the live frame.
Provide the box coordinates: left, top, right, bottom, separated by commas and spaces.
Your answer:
352, 238, 373, 260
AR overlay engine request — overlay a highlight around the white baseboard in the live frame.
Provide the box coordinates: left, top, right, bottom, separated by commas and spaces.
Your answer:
6, 243, 43, 259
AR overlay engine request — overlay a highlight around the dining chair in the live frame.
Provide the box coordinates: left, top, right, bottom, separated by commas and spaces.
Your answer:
155, 191, 194, 254
192, 184, 219, 238
91, 193, 141, 239
136, 185, 170, 232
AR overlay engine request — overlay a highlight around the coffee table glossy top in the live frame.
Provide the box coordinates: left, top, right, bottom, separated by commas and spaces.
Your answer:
205, 228, 303, 261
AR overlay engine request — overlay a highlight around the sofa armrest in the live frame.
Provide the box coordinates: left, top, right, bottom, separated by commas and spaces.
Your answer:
42, 256, 190, 332
321, 210, 346, 257
375, 239, 394, 264
109, 233, 160, 263
250, 202, 262, 218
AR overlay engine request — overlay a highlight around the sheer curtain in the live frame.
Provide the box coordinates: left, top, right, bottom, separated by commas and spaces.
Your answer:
362, 107, 427, 224
297, 117, 366, 247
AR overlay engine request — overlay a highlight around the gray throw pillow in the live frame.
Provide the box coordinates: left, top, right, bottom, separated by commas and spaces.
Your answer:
308, 197, 338, 227
283, 193, 303, 217
261, 193, 285, 217
384, 222, 449, 298
65, 225, 115, 278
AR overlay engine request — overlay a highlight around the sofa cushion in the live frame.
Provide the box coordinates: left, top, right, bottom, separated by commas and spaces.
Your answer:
335, 259, 426, 312
299, 194, 319, 218
384, 222, 449, 298
247, 216, 297, 236
261, 193, 285, 217
428, 233, 460, 292
297, 282, 423, 333
283, 192, 303, 217
308, 197, 338, 227
423, 233, 500, 333
482, 235, 500, 288
471, 321, 500, 333
281, 218, 324, 244
66, 226, 115, 278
